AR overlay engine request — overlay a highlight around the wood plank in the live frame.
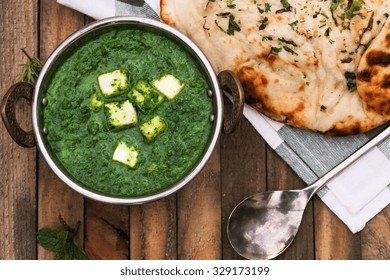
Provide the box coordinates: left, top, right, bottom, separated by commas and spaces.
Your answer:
37, 0, 85, 260
314, 200, 361, 259
177, 149, 222, 259
0, 0, 38, 260
130, 197, 177, 260
361, 205, 390, 259
220, 110, 267, 259
85, 200, 130, 260
266, 147, 315, 260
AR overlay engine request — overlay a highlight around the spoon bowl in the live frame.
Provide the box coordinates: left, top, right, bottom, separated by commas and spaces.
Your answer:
227, 189, 311, 260
227, 124, 390, 260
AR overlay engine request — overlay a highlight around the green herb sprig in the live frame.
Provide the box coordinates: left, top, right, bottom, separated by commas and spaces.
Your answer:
280, 0, 291, 10
258, 3, 271, 14
276, 0, 292, 13
344, 71, 357, 92
283, 45, 298, 56
340, 0, 365, 21
258, 17, 269, 30
288, 20, 299, 30
227, 14, 241, 35
227, 0, 236, 9
278, 37, 298, 47
268, 46, 282, 57
37, 215, 89, 260
331, 0, 366, 29
215, 13, 241, 35
330, 0, 340, 24
20, 48, 43, 86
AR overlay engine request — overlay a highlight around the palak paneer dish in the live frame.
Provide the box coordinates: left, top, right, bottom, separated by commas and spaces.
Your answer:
43, 27, 213, 196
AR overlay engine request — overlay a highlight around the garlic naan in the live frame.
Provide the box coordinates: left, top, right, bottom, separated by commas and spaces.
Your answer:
161, 0, 390, 135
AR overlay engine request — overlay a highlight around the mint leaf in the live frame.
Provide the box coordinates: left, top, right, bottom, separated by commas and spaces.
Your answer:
58, 214, 79, 233
37, 215, 90, 260
71, 243, 90, 260
36, 228, 68, 253
54, 249, 71, 260
56, 242, 89, 260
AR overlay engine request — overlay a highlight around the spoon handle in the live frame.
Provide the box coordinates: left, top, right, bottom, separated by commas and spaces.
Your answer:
306, 124, 390, 198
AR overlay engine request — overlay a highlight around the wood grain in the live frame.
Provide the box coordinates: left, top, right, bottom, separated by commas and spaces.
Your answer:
220, 110, 267, 259
130, 197, 177, 260
37, 0, 85, 260
0, 0, 38, 260
314, 199, 361, 259
85, 200, 130, 260
362, 206, 390, 259
177, 150, 222, 259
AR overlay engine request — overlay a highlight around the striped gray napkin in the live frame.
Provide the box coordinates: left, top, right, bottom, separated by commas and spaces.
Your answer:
116, 0, 159, 20
56, 0, 390, 233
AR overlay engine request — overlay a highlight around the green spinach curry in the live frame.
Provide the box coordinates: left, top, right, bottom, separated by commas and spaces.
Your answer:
43, 27, 213, 196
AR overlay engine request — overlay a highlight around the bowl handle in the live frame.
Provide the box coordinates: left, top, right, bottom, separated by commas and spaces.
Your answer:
218, 70, 245, 134
1, 82, 36, 147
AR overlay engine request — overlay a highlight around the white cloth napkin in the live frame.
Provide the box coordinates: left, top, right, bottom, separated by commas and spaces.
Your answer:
57, 0, 160, 20
57, 0, 390, 233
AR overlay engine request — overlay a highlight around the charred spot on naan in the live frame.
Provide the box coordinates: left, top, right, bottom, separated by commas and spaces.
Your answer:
357, 48, 390, 117
357, 81, 390, 116
236, 65, 308, 127
363, 92, 390, 116
366, 50, 390, 66
355, 16, 390, 119
379, 100, 390, 115
258, 52, 278, 66
386, 33, 390, 48
237, 66, 286, 121
382, 75, 390, 88
327, 120, 364, 137
235, 66, 268, 92
357, 69, 372, 82
236, 66, 270, 109
283, 102, 307, 128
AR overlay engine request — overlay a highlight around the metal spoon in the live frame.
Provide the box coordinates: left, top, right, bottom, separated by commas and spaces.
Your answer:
227, 124, 390, 260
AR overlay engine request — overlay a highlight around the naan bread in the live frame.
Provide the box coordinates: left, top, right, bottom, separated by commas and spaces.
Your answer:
161, 0, 390, 135
357, 18, 390, 119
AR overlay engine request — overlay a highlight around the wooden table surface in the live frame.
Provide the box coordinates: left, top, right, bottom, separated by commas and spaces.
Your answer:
1, 0, 390, 260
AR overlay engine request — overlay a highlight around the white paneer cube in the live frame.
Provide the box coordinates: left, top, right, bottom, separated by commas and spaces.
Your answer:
98, 69, 129, 98
112, 141, 139, 168
152, 74, 185, 100
104, 100, 137, 129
